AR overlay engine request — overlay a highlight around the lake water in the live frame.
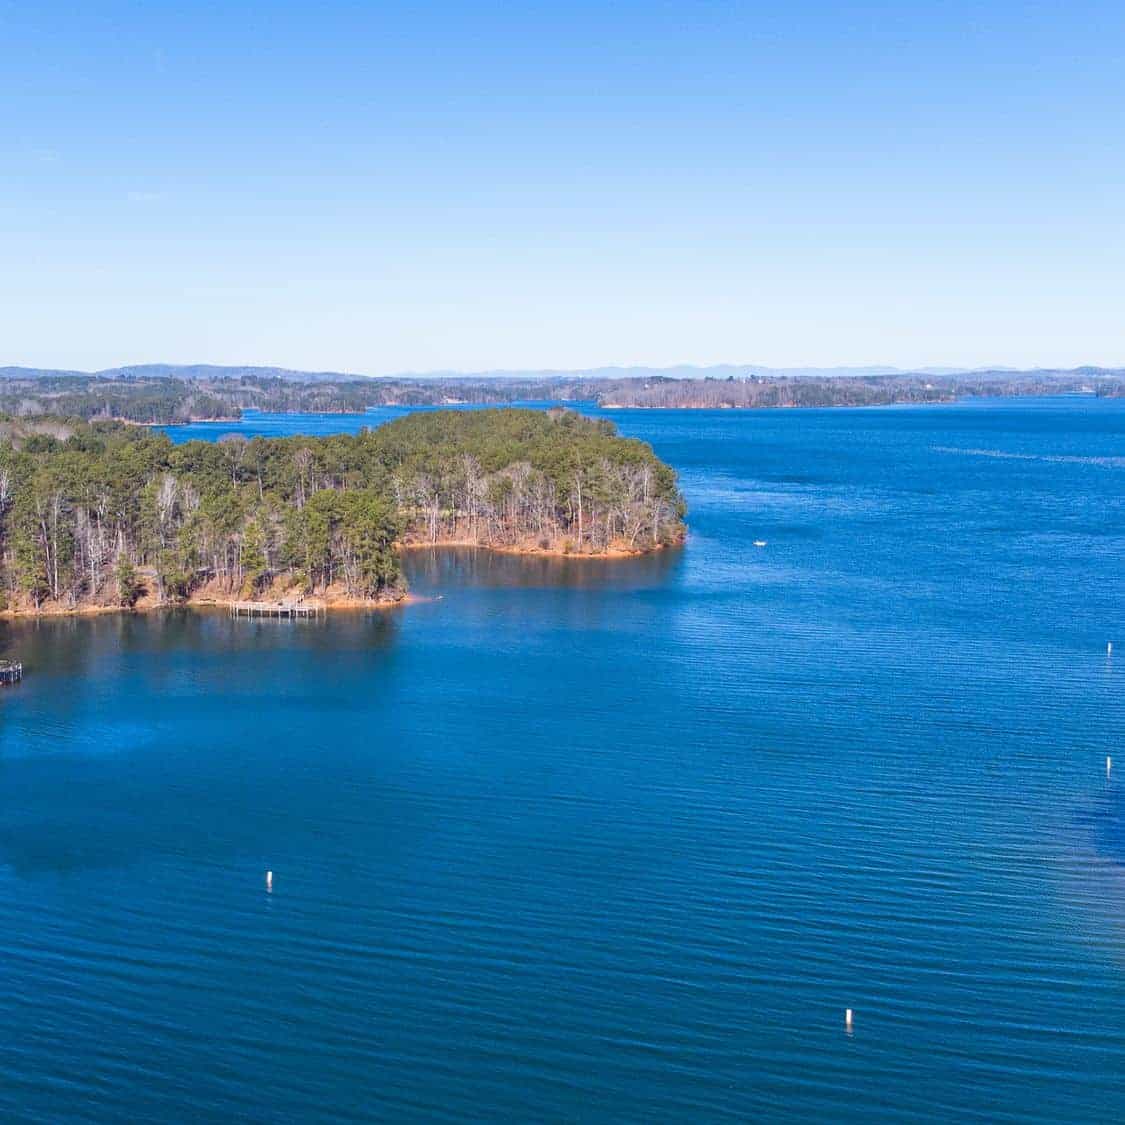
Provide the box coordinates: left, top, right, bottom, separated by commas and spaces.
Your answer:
2, 399, 1124, 1122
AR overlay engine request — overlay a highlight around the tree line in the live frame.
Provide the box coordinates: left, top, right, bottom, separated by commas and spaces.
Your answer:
1, 369, 1123, 426
0, 373, 591, 424
0, 408, 685, 612
600, 372, 1125, 408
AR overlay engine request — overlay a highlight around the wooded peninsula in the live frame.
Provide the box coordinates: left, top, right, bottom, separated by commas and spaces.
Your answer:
0, 409, 686, 616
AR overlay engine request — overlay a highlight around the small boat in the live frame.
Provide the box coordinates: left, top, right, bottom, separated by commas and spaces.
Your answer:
753, 540, 767, 548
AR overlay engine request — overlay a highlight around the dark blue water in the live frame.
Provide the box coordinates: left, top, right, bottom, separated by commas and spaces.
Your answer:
2, 399, 1123, 1122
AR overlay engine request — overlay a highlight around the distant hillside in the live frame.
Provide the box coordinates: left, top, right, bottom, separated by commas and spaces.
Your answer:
409, 364, 978, 380
4, 362, 1125, 384
0, 364, 364, 383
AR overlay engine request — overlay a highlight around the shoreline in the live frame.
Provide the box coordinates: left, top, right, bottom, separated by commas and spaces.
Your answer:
118, 416, 243, 427
0, 590, 419, 621
125, 391, 1122, 430
397, 536, 683, 560
0, 539, 683, 620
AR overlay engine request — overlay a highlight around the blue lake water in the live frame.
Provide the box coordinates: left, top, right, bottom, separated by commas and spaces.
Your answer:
2, 398, 1124, 1122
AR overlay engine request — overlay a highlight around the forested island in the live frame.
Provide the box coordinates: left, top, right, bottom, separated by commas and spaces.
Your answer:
0, 409, 685, 616
1, 365, 1122, 425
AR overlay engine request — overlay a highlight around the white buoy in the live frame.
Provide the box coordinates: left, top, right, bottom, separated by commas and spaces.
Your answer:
1109, 642, 1114, 656
1108, 757, 1112, 777
845, 1008, 853, 1030
266, 870, 273, 891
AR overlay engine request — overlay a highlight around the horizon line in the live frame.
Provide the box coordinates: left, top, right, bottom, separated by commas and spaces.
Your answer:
4, 361, 1125, 381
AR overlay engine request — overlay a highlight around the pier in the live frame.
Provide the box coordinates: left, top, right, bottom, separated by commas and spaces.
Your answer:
0, 660, 23, 685
230, 601, 325, 619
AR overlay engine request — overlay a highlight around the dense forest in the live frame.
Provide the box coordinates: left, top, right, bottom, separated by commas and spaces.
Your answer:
0, 409, 685, 614
1, 367, 1122, 425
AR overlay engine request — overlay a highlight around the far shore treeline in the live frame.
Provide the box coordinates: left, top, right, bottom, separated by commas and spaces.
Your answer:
0, 408, 685, 613
0, 367, 1123, 425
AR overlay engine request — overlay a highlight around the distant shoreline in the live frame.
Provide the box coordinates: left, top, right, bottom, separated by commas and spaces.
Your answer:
139, 389, 1121, 428
596, 390, 1118, 411
6, 367, 1121, 430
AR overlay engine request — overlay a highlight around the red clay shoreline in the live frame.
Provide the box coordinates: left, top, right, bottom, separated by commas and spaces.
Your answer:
0, 589, 417, 620
0, 538, 684, 620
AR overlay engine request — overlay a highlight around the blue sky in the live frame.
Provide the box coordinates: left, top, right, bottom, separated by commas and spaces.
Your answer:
2, 0, 1123, 373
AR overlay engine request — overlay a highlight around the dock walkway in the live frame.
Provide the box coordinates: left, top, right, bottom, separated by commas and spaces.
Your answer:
230, 601, 325, 619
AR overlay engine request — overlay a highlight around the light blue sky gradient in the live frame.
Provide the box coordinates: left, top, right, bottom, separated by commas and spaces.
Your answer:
2, 1, 1123, 373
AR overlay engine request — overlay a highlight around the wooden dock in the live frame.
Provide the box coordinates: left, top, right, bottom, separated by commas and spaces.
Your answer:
230, 601, 325, 619
0, 660, 23, 685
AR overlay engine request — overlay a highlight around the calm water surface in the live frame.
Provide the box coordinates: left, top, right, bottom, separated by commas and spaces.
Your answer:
2, 399, 1123, 1122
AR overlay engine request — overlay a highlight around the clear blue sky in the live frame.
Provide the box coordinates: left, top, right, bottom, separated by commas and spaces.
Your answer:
2, 1, 1123, 373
